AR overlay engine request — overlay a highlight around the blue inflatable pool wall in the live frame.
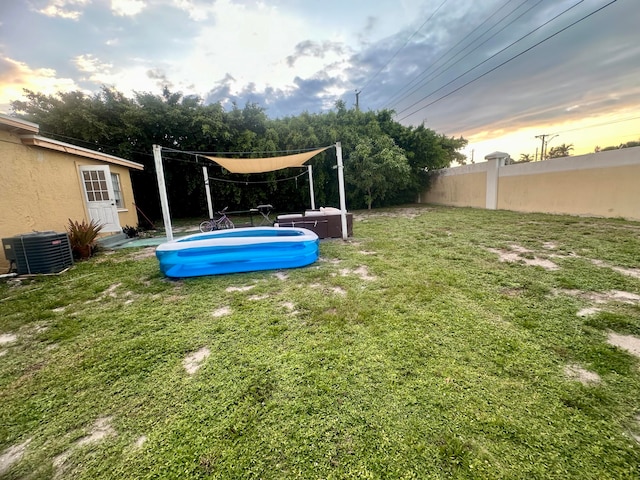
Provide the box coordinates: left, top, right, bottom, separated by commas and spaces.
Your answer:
155, 227, 319, 278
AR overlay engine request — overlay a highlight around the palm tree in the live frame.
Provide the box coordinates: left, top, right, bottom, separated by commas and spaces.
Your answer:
547, 143, 574, 159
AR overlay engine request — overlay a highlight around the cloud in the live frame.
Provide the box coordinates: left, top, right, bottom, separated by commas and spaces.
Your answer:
110, 0, 146, 17
147, 68, 174, 90
36, 0, 90, 20
171, 0, 215, 21
0, 56, 81, 112
74, 54, 113, 74
286, 40, 345, 67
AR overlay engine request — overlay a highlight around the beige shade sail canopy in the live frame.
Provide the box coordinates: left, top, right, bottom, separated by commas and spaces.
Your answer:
204, 147, 330, 174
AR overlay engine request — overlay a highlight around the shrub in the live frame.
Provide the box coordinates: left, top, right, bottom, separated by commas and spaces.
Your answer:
122, 225, 139, 238
67, 218, 103, 259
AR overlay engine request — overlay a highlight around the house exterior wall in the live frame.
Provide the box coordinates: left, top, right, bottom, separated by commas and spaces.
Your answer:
420, 147, 640, 221
422, 163, 487, 208
0, 129, 139, 270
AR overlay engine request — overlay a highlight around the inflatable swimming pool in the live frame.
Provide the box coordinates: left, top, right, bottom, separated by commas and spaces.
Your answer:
155, 227, 319, 278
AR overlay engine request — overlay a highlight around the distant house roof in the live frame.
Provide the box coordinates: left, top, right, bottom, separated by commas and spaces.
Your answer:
0, 113, 144, 171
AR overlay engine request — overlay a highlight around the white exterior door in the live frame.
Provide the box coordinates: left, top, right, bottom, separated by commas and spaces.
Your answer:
79, 165, 121, 232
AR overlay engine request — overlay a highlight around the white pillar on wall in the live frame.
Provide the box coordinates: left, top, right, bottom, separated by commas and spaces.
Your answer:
484, 151, 509, 210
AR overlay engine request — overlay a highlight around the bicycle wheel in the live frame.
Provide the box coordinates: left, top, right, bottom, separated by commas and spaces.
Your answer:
199, 220, 214, 232
219, 218, 235, 229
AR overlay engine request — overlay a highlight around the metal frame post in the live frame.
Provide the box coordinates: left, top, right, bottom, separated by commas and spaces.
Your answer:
335, 142, 348, 241
153, 144, 173, 241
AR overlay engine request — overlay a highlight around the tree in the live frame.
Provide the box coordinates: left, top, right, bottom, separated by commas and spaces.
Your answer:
519, 153, 533, 162
599, 139, 640, 151
346, 135, 411, 210
10, 86, 467, 218
547, 143, 573, 159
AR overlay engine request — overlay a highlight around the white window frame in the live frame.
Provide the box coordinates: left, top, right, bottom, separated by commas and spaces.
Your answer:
110, 172, 125, 209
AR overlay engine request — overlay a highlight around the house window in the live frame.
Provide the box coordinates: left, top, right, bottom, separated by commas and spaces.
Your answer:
111, 173, 124, 209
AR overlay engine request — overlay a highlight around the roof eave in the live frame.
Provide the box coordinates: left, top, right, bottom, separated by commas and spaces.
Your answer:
19, 134, 144, 171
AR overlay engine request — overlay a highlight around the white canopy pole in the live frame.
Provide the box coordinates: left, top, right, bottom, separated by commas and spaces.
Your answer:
308, 165, 316, 210
153, 144, 173, 241
335, 142, 348, 241
202, 165, 214, 219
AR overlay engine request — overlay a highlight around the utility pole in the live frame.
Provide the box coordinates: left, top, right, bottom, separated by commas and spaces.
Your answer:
535, 134, 549, 161
355, 90, 361, 111
535, 133, 559, 160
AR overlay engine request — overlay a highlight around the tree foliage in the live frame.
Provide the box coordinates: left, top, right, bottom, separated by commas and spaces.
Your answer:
597, 139, 640, 152
547, 143, 574, 159
346, 135, 410, 210
11, 87, 467, 218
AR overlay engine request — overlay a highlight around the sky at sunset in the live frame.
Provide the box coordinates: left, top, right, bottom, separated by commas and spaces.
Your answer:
1, 0, 638, 162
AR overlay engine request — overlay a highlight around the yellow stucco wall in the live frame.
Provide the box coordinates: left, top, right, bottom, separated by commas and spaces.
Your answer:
498, 164, 640, 220
420, 148, 640, 221
0, 130, 139, 270
423, 171, 487, 208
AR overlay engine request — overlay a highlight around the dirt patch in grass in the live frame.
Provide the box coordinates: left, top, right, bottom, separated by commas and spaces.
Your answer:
332, 287, 347, 296
0, 439, 31, 475
105, 283, 121, 297
577, 307, 601, 317
319, 257, 341, 264
633, 415, 640, 444
336, 266, 376, 281
226, 285, 255, 292
76, 416, 116, 447
162, 294, 186, 303
607, 332, 640, 358
53, 416, 116, 478
556, 289, 640, 305
591, 259, 640, 280
274, 272, 288, 281
212, 307, 231, 318
131, 247, 157, 260
282, 302, 298, 314
358, 250, 377, 255
564, 364, 601, 385
134, 435, 147, 449
0, 333, 17, 345
248, 294, 269, 301
308, 283, 347, 296
487, 246, 559, 271
183, 347, 211, 374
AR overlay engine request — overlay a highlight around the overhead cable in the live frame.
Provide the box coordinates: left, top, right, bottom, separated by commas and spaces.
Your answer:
397, 0, 616, 122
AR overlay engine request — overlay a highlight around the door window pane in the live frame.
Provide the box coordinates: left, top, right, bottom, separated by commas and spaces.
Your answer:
83, 168, 111, 202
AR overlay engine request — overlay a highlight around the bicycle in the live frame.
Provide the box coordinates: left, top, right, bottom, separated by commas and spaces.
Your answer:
199, 207, 235, 232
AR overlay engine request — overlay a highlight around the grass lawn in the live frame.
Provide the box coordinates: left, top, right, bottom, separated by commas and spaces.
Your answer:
1, 205, 640, 479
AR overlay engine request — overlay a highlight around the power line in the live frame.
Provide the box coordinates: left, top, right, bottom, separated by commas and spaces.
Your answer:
387, 0, 546, 112
396, 0, 585, 119
553, 115, 640, 134
396, 0, 616, 123
381, 0, 523, 110
208, 170, 309, 185
359, 0, 450, 93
